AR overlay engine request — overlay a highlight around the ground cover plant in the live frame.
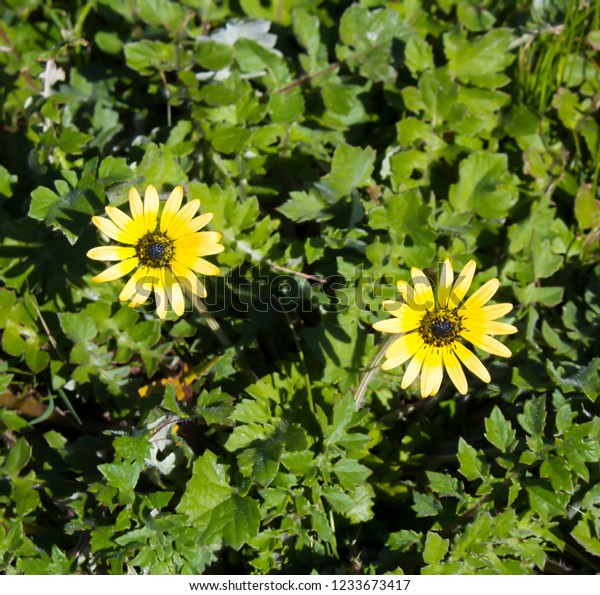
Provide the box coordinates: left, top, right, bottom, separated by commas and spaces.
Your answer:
1, 0, 600, 575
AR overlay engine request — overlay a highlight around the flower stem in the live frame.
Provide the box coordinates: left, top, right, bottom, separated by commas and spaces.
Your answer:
191, 295, 231, 348
353, 334, 398, 410
191, 295, 258, 382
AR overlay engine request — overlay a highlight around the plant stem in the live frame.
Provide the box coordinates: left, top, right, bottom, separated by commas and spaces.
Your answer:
191, 295, 259, 382
191, 295, 231, 348
353, 334, 398, 410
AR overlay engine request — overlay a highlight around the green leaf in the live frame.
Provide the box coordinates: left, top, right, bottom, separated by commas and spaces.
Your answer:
94, 31, 123, 55
422, 531, 449, 565
293, 8, 321, 60
547, 359, 600, 402
387, 530, 422, 551
57, 126, 92, 154
571, 517, 600, 557
310, 507, 334, 542
526, 484, 570, 523
405, 36, 434, 75
13, 477, 41, 516
368, 190, 435, 245
277, 190, 330, 223
444, 28, 514, 88
338, 4, 405, 82
484, 406, 516, 452
177, 451, 233, 522
418, 69, 460, 123
457, 438, 488, 480
321, 486, 355, 514
426, 471, 460, 497
237, 434, 284, 486
137, 0, 186, 31
196, 41, 234, 70
574, 184, 599, 230
201, 494, 260, 550
162, 383, 185, 417
208, 125, 252, 154
540, 456, 573, 493
5, 437, 31, 476
98, 461, 142, 492
0, 164, 16, 197
412, 492, 441, 517
28, 180, 98, 244
333, 458, 372, 490
319, 144, 376, 199
124, 40, 176, 75
268, 91, 305, 124
25, 342, 50, 374
195, 389, 235, 425
99, 157, 133, 186
517, 396, 546, 437
135, 143, 188, 188
449, 151, 519, 218
532, 233, 562, 279
514, 284, 564, 307
59, 312, 97, 344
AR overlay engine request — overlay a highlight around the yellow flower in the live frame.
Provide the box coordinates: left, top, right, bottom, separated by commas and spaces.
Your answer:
373, 258, 517, 398
87, 184, 223, 319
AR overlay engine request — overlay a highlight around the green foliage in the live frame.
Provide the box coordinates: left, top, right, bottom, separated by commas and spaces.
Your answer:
1, 0, 600, 576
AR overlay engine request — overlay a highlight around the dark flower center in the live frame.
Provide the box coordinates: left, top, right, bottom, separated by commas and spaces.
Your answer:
432, 320, 454, 338
146, 242, 167, 261
418, 309, 463, 347
135, 232, 174, 268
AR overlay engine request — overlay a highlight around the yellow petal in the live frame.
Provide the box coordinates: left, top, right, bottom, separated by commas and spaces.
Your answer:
461, 330, 512, 357
129, 292, 150, 307
160, 186, 184, 232
186, 212, 214, 233
382, 301, 423, 333
401, 345, 428, 389
129, 281, 154, 307
105, 206, 144, 238
171, 261, 207, 298
373, 318, 404, 334
480, 321, 518, 335
437, 258, 454, 308
87, 246, 136, 261
163, 200, 200, 238
128, 268, 159, 307
443, 347, 468, 395
420, 347, 443, 398
119, 266, 150, 302
396, 280, 420, 311
411, 267, 435, 311
190, 244, 224, 257
154, 269, 169, 320
179, 213, 213, 235
129, 187, 144, 222
92, 216, 137, 244
385, 332, 423, 361
176, 254, 220, 276
144, 184, 159, 232
453, 342, 491, 383
164, 267, 185, 317
461, 302, 513, 321
174, 232, 223, 250
448, 259, 476, 309
462, 278, 500, 311
91, 257, 139, 283
396, 280, 409, 302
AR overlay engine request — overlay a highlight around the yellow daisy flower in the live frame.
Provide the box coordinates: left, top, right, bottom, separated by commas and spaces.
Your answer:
373, 258, 517, 398
87, 184, 223, 319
